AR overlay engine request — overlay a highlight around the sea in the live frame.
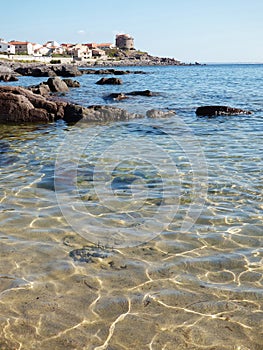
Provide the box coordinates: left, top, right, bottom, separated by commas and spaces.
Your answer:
0, 64, 262, 350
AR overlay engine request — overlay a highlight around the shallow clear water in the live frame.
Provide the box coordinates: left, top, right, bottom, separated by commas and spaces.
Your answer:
0, 64, 262, 349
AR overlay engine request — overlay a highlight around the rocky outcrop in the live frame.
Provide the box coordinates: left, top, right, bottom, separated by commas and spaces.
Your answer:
0, 85, 143, 124
29, 77, 74, 95
15, 66, 56, 77
81, 68, 147, 75
196, 105, 252, 116
63, 104, 143, 123
96, 77, 123, 85
30, 83, 51, 96
52, 65, 82, 77
0, 74, 18, 82
63, 79, 80, 88
146, 109, 176, 118
14, 64, 82, 77
46, 77, 69, 92
0, 86, 57, 122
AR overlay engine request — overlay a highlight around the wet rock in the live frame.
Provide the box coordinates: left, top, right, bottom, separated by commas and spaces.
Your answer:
63, 104, 143, 123
52, 64, 82, 77
62, 78, 80, 88
15, 65, 56, 77
0, 85, 59, 123
46, 77, 69, 93
0, 85, 143, 124
96, 77, 123, 85
196, 105, 252, 116
14, 64, 82, 77
127, 89, 153, 96
0, 90, 50, 123
105, 93, 129, 101
29, 83, 51, 96
146, 109, 176, 118
0, 74, 18, 82
80, 68, 147, 75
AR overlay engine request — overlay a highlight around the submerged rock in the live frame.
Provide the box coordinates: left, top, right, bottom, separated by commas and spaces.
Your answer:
146, 109, 176, 118
63, 104, 143, 123
196, 105, 252, 116
105, 93, 129, 101
69, 247, 112, 263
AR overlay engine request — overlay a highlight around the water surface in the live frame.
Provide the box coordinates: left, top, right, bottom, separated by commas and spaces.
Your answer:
0, 64, 262, 349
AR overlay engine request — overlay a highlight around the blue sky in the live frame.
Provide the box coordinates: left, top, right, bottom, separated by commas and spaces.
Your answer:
1, 0, 262, 63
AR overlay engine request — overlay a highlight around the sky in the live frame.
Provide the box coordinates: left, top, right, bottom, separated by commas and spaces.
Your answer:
1, 0, 262, 63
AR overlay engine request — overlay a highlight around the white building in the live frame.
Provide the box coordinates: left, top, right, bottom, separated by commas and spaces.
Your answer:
0, 39, 15, 54
9, 41, 34, 55
71, 44, 92, 60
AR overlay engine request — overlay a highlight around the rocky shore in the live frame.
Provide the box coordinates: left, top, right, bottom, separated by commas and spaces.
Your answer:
0, 61, 252, 124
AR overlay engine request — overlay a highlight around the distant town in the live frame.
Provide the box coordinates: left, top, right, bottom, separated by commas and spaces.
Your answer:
0, 33, 185, 66
0, 34, 136, 61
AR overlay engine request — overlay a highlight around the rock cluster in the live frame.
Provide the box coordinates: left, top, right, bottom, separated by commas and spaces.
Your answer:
81, 68, 147, 75
14, 64, 82, 77
0, 82, 142, 124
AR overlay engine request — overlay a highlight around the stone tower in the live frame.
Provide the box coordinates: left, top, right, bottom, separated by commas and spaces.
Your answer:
115, 34, 134, 50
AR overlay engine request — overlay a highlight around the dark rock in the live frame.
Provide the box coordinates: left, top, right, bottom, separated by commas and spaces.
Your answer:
146, 109, 176, 118
0, 85, 59, 123
127, 89, 153, 96
0, 89, 50, 123
51, 65, 82, 77
29, 83, 51, 96
46, 77, 69, 93
196, 105, 252, 116
96, 77, 123, 85
106, 93, 129, 101
14, 64, 82, 77
62, 78, 80, 88
0, 74, 18, 82
0, 85, 143, 124
113, 70, 129, 75
69, 247, 111, 263
15, 66, 56, 77
80, 68, 147, 75
63, 104, 143, 123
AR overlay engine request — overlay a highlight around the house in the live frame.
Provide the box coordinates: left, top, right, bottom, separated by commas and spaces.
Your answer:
0, 39, 15, 54
44, 40, 61, 49
96, 43, 113, 50
115, 34, 134, 50
92, 48, 106, 58
41, 40, 65, 56
70, 44, 92, 60
9, 41, 34, 55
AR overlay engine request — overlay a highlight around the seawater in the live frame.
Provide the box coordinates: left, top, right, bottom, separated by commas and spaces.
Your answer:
0, 64, 262, 349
